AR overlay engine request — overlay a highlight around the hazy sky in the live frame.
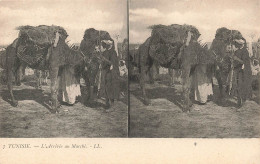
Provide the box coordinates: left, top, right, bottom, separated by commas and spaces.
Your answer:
130, 0, 260, 43
0, 0, 127, 45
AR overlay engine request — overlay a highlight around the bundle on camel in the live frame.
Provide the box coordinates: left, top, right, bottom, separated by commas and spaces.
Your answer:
15, 25, 68, 69
16, 25, 67, 45
149, 24, 201, 44
214, 27, 243, 43
148, 24, 214, 66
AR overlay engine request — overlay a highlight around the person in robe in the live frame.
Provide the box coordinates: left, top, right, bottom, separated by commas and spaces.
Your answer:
99, 40, 120, 111
193, 64, 213, 105
230, 39, 252, 108
57, 65, 81, 105
257, 38, 260, 59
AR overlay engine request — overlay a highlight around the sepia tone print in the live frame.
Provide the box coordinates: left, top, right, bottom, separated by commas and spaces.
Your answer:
0, 0, 128, 137
129, 0, 260, 137
0, 0, 260, 140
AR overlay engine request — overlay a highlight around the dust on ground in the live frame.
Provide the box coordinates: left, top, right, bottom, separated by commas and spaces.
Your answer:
129, 75, 260, 138
0, 76, 128, 138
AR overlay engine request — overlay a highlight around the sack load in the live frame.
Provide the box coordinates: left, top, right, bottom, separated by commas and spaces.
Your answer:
148, 24, 214, 66
214, 27, 243, 43
15, 25, 67, 68
16, 25, 67, 45
149, 24, 200, 45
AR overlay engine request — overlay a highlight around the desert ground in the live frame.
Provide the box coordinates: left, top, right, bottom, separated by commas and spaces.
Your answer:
129, 74, 260, 138
0, 73, 128, 138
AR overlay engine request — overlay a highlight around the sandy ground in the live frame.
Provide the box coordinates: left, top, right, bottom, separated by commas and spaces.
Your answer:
0, 76, 128, 138
129, 75, 260, 138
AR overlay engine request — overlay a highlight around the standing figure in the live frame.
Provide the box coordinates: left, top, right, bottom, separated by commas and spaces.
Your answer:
231, 39, 252, 107
257, 38, 260, 59
121, 38, 128, 61
193, 64, 213, 105
99, 40, 120, 111
57, 65, 81, 105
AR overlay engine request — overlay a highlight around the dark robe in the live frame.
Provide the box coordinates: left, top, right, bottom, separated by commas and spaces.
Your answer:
100, 48, 120, 99
231, 46, 252, 101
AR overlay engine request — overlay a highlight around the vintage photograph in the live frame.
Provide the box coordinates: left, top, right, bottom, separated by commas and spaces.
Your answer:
129, 0, 260, 137
0, 0, 128, 137
1, 0, 260, 140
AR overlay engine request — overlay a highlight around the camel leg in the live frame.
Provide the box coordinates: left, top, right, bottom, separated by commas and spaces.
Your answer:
140, 65, 151, 105
168, 68, 175, 86
84, 73, 92, 101
148, 66, 154, 84
215, 70, 224, 100
15, 61, 23, 86
49, 67, 59, 113
43, 71, 48, 85
6, 47, 18, 107
182, 65, 192, 112
178, 70, 183, 84
37, 70, 42, 89
21, 62, 26, 81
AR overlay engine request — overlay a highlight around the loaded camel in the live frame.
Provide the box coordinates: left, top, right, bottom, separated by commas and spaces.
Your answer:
5, 25, 113, 113
135, 24, 215, 112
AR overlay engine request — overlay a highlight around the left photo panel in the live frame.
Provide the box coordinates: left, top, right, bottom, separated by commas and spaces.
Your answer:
0, 0, 128, 137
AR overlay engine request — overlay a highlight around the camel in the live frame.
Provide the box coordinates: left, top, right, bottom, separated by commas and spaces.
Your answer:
5, 25, 86, 113
135, 24, 215, 112
210, 27, 245, 100
6, 26, 114, 113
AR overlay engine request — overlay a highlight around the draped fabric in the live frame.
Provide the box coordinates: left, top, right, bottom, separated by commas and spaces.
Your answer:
193, 64, 213, 103
58, 66, 81, 105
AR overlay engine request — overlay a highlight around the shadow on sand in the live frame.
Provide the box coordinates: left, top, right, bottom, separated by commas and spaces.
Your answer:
1, 88, 53, 112
130, 79, 240, 110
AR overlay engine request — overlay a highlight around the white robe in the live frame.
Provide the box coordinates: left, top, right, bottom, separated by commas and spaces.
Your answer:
193, 64, 213, 104
58, 66, 81, 104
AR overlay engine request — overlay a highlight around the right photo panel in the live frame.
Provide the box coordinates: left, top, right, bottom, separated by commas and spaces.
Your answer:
129, 0, 260, 137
